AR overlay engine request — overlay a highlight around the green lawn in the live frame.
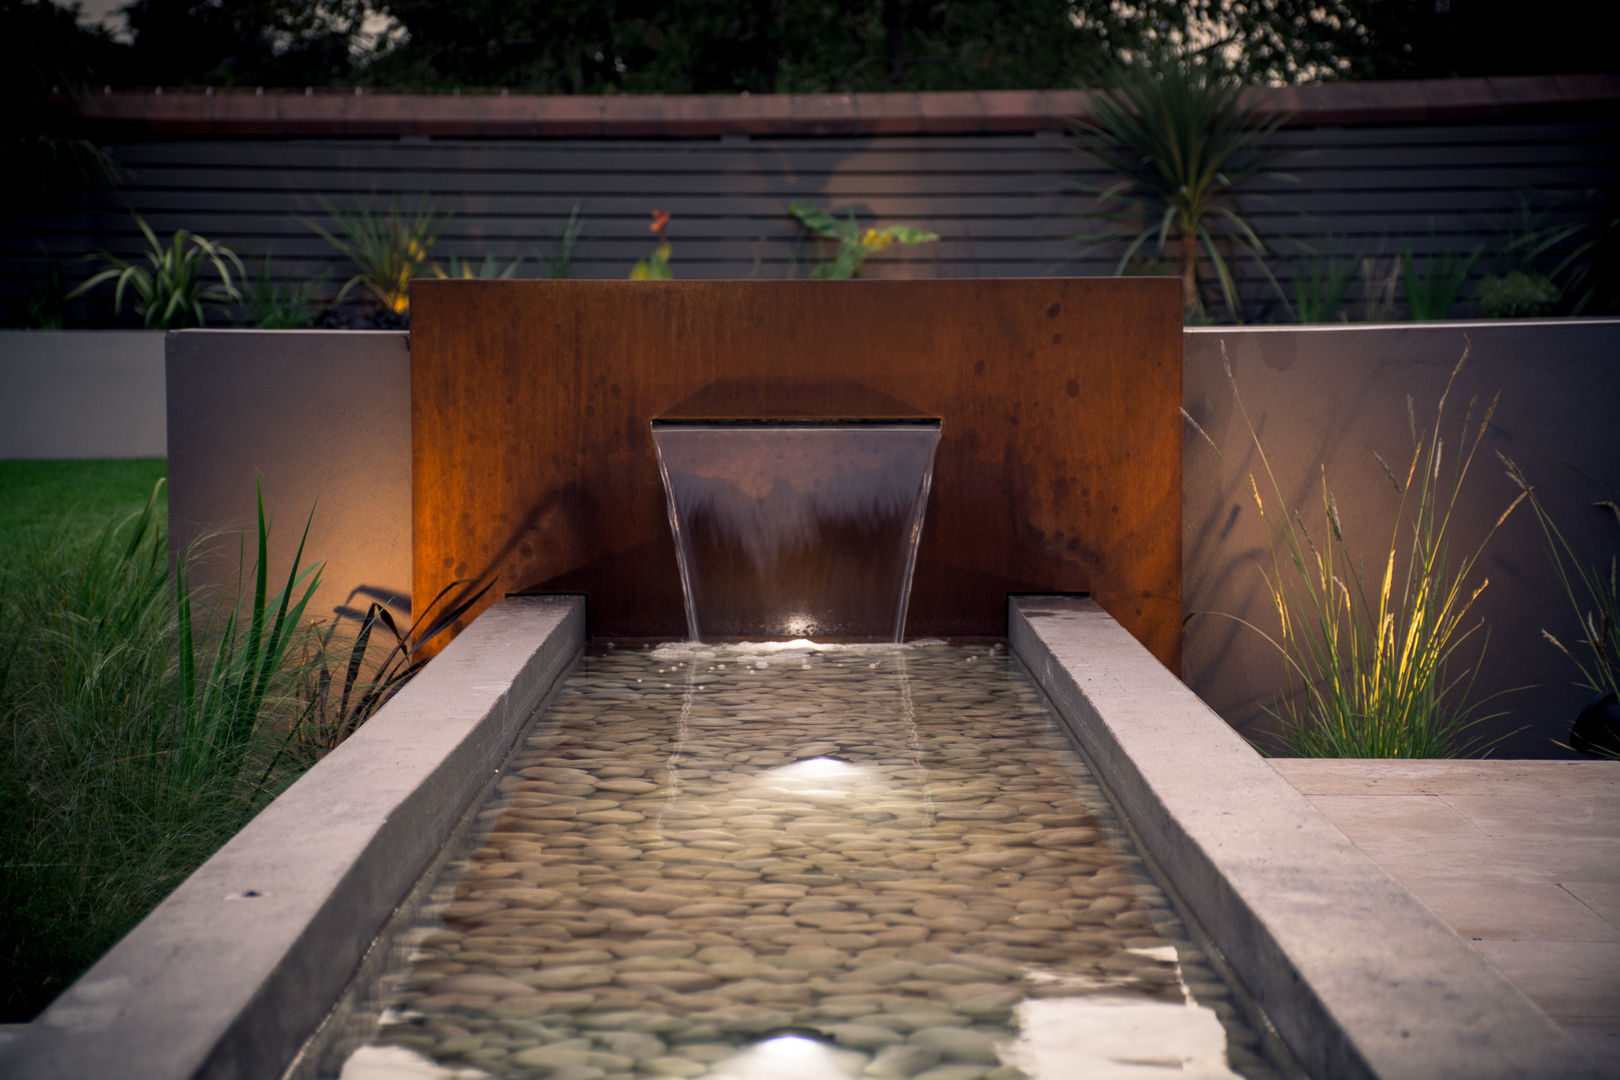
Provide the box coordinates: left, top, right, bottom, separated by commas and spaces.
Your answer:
0, 458, 167, 551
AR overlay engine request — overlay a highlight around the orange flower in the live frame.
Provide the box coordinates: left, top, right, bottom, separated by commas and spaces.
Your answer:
649, 209, 671, 236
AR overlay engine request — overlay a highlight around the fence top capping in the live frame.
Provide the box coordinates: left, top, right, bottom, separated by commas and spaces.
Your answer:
56, 73, 1620, 139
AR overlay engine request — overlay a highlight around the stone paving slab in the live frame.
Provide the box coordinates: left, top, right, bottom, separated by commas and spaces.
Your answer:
1013, 596, 1607, 1080
1272, 758, 1620, 1071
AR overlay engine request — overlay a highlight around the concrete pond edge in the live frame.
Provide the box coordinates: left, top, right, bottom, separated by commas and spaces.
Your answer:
1, 596, 586, 1080
1010, 595, 1601, 1080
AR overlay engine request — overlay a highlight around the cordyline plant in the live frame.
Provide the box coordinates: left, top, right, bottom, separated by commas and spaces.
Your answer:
1185, 341, 1523, 757
69, 214, 244, 328
1071, 53, 1290, 322
788, 202, 939, 279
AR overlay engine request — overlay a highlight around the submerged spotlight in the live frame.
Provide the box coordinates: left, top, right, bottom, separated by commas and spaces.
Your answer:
704, 1029, 861, 1080
783, 613, 819, 637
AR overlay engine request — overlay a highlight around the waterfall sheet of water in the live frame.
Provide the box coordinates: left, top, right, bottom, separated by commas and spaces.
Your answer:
652, 421, 940, 642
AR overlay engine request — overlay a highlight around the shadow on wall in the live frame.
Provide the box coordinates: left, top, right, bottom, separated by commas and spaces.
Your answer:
1182, 321, 1620, 759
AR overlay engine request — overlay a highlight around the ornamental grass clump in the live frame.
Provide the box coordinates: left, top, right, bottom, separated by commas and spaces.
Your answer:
1186, 342, 1522, 757
0, 481, 320, 1018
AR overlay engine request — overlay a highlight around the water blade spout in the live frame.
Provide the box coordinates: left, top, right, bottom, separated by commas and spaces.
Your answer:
653, 421, 940, 642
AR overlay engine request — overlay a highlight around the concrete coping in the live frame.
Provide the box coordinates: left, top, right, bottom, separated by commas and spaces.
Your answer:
0, 596, 585, 1080
1010, 595, 1603, 1080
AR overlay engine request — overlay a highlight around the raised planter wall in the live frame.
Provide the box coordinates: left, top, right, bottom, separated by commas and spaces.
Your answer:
147, 318, 1620, 757
0, 331, 166, 458
165, 329, 411, 630
1184, 321, 1620, 758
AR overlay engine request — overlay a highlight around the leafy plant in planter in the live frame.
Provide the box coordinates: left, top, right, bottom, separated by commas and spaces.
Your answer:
1070, 53, 1290, 322
237, 255, 327, 330
68, 214, 244, 329
1291, 246, 1358, 323
304, 199, 448, 318
433, 253, 525, 280
787, 203, 940, 279
1185, 342, 1523, 757
1403, 243, 1482, 320
539, 203, 586, 279
20, 244, 67, 329
1474, 192, 1568, 319
286, 578, 494, 760
631, 209, 674, 280
1559, 194, 1620, 316
1474, 271, 1559, 319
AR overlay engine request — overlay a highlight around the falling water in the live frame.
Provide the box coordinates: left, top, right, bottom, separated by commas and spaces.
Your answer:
652, 421, 941, 642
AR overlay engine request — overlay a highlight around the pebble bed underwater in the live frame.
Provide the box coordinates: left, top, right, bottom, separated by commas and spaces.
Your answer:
299, 642, 1294, 1080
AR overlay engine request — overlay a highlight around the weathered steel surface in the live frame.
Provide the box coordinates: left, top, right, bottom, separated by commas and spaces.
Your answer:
412, 278, 1183, 665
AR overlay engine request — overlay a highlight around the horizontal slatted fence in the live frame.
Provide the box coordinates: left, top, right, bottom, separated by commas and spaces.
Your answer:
5, 109, 1615, 326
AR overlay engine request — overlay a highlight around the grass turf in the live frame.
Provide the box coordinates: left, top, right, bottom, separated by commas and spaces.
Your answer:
0, 458, 167, 551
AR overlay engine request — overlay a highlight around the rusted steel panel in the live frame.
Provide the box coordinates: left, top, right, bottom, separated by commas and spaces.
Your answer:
412, 278, 1182, 666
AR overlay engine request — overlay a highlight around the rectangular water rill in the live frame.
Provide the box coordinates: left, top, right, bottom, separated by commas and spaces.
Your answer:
293, 643, 1292, 1080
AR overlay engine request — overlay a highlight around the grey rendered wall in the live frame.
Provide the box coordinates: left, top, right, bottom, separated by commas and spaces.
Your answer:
1182, 320, 1620, 758
165, 329, 411, 627
0, 331, 166, 458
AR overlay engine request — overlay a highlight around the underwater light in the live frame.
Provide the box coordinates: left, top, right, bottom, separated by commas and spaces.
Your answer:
751, 755, 872, 801
782, 613, 819, 637
704, 1030, 861, 1080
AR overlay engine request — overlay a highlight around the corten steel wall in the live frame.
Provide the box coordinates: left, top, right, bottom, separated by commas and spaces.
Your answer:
411, 277, 1184, 665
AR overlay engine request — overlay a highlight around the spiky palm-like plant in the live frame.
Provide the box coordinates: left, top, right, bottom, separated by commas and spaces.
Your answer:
1072, 54, 1289, 321
305, 199, 448, 317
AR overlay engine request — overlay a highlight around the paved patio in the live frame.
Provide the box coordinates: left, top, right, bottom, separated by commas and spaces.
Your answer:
1272, 759, 1620, 1069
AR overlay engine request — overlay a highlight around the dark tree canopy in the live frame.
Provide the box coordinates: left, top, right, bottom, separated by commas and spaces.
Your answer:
1, 2, 127, 195
361, 0, 1143, 94
117, 0, 368, 87
5, 0, 1612, 93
